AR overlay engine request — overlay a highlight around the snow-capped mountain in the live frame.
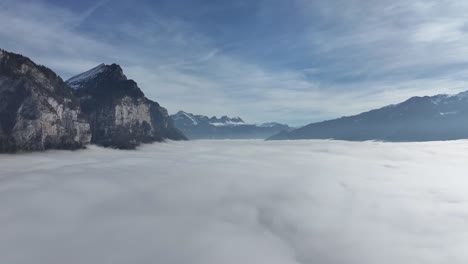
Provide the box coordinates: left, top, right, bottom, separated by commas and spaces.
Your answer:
209, 116, 245, 126
171, 111, 290, 139
66, 64, 187, 149
172, 111, 246, 127
0, 48, 187, 152
66, 63, 113, 89
268, 91, 468, 141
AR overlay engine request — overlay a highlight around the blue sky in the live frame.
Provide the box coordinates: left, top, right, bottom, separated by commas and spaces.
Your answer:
2, 0, 468, 125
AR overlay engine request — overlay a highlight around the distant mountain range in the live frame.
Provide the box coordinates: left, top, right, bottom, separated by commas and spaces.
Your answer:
5, 47, 468, 152
268, 91, 468, 141
171, 111, 291, 139
0, 49, 185, 152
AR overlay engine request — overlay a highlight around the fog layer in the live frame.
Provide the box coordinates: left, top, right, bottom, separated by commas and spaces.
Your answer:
1, 140, 468, 264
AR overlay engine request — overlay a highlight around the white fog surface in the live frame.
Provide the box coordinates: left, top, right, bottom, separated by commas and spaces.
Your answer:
1, 140, 468, 264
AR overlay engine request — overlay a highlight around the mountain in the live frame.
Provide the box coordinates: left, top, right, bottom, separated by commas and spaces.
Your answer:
0, 49, 91, 152
66, 64, 187, 149
0, 48, 187, 153
268, 91, 468, 141
171, 111, 290, 139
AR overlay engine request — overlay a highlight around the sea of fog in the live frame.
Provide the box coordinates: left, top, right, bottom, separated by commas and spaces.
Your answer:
1, 139, 468, 264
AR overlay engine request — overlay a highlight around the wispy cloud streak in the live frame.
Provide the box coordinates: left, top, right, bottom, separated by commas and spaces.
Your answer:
2, 0, 468, 125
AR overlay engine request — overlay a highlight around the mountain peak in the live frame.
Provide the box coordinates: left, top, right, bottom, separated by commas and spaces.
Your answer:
66, 63, 127, 89
171, 110, 290, 139
175, 110, 190, 115
209, 115, 245, 124
173, 111, 199, 125
268, 89, 468, 141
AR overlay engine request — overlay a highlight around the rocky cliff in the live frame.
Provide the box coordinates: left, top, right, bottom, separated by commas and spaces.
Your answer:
66, 64, 186, 149
0, 49, 91, 152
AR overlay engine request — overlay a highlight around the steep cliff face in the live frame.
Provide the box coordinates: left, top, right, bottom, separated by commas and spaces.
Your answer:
67, 64, 186, 149
0, 50, 91, 152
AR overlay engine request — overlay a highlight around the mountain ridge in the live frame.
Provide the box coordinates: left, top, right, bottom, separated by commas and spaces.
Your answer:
0, 49, 91, 152
66, 63, 187, 148
0, 49, 186, 152
171, 110, 290, 139
268, 91, 468, 141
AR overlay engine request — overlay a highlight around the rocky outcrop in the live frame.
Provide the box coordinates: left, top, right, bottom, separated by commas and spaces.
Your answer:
0, 49, 187, 153
67, 64, 186, 149
0, 49, 91, 152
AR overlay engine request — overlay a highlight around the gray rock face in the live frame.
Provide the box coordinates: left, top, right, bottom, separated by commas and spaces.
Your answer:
0, 49, 91, 152
171, 111, 291, 139
67, 64, 187, 149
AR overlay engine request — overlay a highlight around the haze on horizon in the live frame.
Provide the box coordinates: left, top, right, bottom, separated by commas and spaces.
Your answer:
2, 0, 468, 126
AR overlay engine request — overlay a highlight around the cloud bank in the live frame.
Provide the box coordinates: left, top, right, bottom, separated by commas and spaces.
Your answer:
1, 140, 468, 263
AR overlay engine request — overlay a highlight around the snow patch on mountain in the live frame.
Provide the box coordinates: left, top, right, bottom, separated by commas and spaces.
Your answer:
173, 111, 199, 125
66, 63, 107, 89
171, 111, 291, 139
172, 111, 249, 126
210, 121, 247, 126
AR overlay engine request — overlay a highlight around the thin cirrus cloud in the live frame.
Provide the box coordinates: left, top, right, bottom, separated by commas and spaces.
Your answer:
2, 0, 468, 125
72, 0, 112, 28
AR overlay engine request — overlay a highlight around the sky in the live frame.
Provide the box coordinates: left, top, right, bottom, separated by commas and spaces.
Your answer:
2, 139, 468, 263
3, 0, 468, 125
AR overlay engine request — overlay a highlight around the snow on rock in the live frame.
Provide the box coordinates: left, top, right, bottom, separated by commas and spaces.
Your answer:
173, 111, 199, 125
171, 111, 290, 139
209, 121, 247, 126
66, 64, 107, 89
